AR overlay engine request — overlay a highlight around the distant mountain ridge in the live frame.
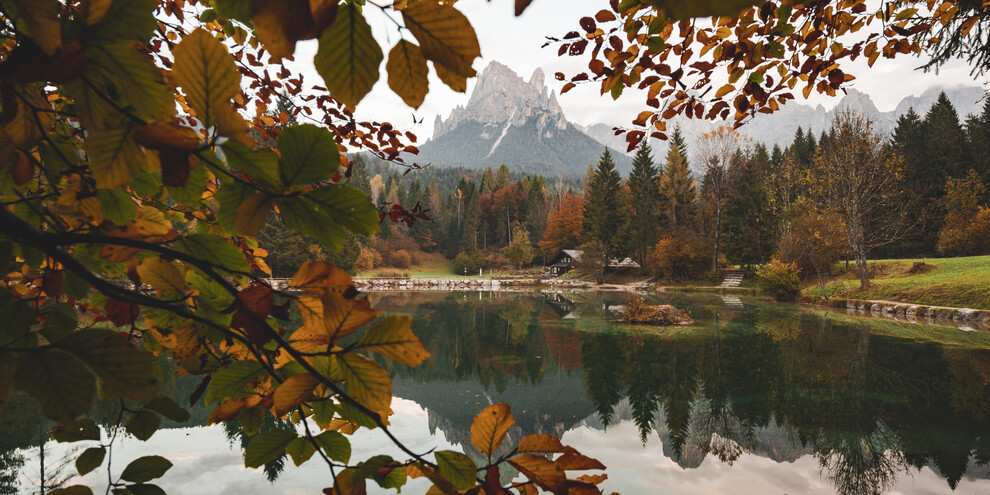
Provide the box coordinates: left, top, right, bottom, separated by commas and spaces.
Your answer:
415, 61, 632, 175
584, 85, 987, 174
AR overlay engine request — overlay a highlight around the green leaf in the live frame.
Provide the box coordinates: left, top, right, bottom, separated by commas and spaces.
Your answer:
171, 28, 241, 125
143, 397, 191, 423
11, 0, 61, 55
215, 181, 254, 233
314, 3, 383, 110
56, 328, 160, 401
87, 44, 175, 121
220, 142, 282, 189
120, 455, 172, 483
0, 290, 35, 344
125, 410, 161, 441
311, 400, 335, 428
315, 430, 351, 464
376, 465, 406, 491
285, 437, 317, 466
48, 486, 95, 495
91, 0, 158, 42
277, 124, 340, 186
307, 185, 380, 236
166, 159, 208, 205
237, 406, 264, 436
213, 0, 252, 23
87, 126, 159, 189
276, 195, 346, 251
244, 430, 296, 468
63, 270, 91, 300
174, 233, 250, 274
41, 301, 79, 343
204, 360, 266, 405
126, 484, 167, 495
97, 189, 138, 225
77, 447, 106, 475
337, 353, 392, 417
435, 450, 476, 490
14, 349, 95, 423
52, 418, 101, 443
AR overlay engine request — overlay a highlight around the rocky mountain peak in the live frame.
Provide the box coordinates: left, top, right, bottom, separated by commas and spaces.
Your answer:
433, 61, 568, 138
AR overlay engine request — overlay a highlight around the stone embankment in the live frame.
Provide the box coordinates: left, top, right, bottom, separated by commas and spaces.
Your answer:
802, 295, 990, 331
351, 278, 595, 291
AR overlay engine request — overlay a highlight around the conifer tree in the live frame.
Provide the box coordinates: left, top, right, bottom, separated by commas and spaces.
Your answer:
496, 164, 511, 190
583, 149, 626, 257
723, 145, 775, 266
966, 99, 990, 200
481, 167, 496, 195
627, 142, 661, 267
670, 125, 690, 170
660, 144, 696, 229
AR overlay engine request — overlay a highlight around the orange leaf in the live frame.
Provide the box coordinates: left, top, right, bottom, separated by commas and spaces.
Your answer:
290, 261, 354, 295
273, 373, 320, 417
555, 451, 605, 471
470, 403, 515, 457
508, 454, 567, 495
517, 434, 566, 453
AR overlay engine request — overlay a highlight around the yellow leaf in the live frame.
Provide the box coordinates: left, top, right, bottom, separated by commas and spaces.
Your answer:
171, 29, 241, 125
516, 433, 566, 453
715, 26, 732, 39
402, 1, 480, 78
84, 0, 113, 25
714, 84, 734, 99
387, 40, 430, 108
289, 261, 354, 295
470, 403, 514, 458
12, 0, 61, 55
99, 217, 171, 262
87, 126, 159, 189
508, 454, 567, 494
337, 353, 391, 418
314, 4, 383, 110
357, 315, 429, 367
136, 258, 185, 296
434, 63, 467, 93
235, 193, 274, 235
273, 373, 320, 417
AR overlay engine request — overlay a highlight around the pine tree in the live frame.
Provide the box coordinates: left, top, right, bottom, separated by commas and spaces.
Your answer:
660, 144, 696, 229
723, 145, 774, 266
670, 125, 690, 170
480, 167, 496, 195
967, 99, 990, 201
582, 163, 595, 197
627, 142, 661, 266
495, 164, 511, 190
583, 149, 626, 257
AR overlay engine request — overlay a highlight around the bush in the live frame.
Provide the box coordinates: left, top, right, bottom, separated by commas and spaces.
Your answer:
755, 258, 802, 301
453, 251, 488, 275
355, 246, 378, 272
937, 206, 990, 256
392, 250, 412, 269
646, 231, 711, 280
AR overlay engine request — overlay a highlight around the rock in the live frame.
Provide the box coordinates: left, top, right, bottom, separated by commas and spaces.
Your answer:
619, 302, 694, 326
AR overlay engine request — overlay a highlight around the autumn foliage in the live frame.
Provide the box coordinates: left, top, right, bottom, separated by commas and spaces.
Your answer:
539, 193, 586, 255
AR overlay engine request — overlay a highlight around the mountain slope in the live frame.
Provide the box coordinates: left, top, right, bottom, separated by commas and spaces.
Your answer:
417, 61, 630, 175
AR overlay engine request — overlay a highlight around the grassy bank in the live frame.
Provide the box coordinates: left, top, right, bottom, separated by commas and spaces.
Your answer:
805, 255, 990, 309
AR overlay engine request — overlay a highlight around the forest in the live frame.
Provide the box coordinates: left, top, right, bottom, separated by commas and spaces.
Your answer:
267, 92, 990, 291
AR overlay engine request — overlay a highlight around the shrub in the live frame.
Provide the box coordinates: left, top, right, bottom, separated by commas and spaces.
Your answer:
392, 250, 412, 269
646, 231, 711, 280
755, 258, 802, 301
937, 205, 990, 256
453, 251, 488, 275
355, 246, 378, 272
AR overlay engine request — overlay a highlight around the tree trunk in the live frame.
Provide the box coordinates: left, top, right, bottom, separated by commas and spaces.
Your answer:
713, 204, 722, 273
854, 248, 870, 289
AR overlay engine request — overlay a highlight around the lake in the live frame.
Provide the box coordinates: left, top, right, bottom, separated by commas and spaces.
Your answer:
4, 290, 990, 495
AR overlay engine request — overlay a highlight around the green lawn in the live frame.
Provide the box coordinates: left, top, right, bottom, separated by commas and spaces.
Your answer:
805, 255, 990, 309
354, 260, 512, 279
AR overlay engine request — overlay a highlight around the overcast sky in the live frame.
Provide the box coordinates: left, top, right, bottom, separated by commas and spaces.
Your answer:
285, 0, 984, 140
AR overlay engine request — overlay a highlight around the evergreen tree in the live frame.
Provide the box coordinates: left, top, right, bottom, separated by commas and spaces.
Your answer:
496, 164, 511, 190
480, 167, 496, 195
966, 99, 990, 201
627, 142, 661, 267
881, 107, 929, 256
660, 144, 696, 229
723, 145, 774, 266
583, 149, 626, 257
670, 125, 690, 171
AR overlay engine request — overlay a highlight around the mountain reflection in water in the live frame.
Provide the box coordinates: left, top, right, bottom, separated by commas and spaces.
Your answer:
4, 290, 990, 495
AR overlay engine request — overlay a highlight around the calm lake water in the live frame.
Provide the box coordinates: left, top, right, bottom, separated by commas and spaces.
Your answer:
5, 290, 990, 494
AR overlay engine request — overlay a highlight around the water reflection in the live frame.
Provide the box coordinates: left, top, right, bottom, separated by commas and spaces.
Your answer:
376, 291, 990, 494
4, 291, 990, 494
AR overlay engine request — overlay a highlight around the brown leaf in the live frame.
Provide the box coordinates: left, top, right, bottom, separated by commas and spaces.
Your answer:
555, 450, 606, 471
99, 218, 171, 263
104, 299, 139, 326
235, 193, 274, 235
160, 149, 196, 188
386, 40, 429, 108
132, 122, 201, 152
252, 0, 338, 61
508, 454, 567, 495
290, 261, 354, 295
401, 2, 480, 78
11, 152, 33, 185
516, 434, 566, 453
434, 63, 467, 93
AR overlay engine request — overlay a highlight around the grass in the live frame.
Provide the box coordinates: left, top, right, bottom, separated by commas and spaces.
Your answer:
805, 255, 990, 309
353, 260, 541, 279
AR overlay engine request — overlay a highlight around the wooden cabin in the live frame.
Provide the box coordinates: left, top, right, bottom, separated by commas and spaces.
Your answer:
547, 249, 582, 276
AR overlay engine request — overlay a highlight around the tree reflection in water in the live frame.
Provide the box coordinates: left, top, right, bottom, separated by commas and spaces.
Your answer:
4, 291, 990, 494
